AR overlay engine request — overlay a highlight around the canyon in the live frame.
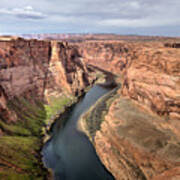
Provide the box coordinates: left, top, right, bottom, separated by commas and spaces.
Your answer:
0, 35, 180, 179
0, 37, 94, 179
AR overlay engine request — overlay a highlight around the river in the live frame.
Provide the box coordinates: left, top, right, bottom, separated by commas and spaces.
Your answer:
42, 84, 115, 180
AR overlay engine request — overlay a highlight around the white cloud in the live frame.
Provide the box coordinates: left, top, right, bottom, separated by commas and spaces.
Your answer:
24, 6, 33, 11
129, 1, 140, 9
0, 6, 46, 19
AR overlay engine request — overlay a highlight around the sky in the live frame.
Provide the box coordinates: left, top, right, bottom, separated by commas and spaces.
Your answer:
0, 0, 180, 36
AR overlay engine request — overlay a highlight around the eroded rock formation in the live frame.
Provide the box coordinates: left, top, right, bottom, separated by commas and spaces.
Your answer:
78, 40, 180, 180
78, 41, 180, 120
0, 37, 94, 179
0, 38, 91, 123
77, 41, 133, 74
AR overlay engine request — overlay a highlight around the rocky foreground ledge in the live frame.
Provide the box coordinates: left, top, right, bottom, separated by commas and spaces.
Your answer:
0, 36, 180, 179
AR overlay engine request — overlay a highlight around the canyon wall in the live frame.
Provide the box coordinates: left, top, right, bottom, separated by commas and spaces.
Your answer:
79, 40, 180, 180
0, 37, 93, 179
78, 41, 180, 120
77, 41, 133, 74
0, 38, 91, 124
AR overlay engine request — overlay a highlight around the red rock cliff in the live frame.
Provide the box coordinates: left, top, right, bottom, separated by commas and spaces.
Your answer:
0, 38, 91, 124
78, 41, 180, 120
78, 40, 180, 180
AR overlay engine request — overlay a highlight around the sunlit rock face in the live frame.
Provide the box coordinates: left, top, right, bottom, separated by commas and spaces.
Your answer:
48, 41, 90, 96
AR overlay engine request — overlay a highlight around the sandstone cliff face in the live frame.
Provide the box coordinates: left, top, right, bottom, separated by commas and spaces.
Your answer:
0, 38, 51, 123
0, 38, 91, 123
94, 97, 180, 180
77, 41, 133, 74
0, 37, 93, 179
79, 40, 180, 180
121, 45, 180, 120
79, 41, 180, 120
48, 41, 90, 97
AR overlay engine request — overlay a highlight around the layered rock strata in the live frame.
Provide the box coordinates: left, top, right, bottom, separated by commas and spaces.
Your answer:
0, 38, 91, 123
79, 40, 180, 180
0, 37, 93, 179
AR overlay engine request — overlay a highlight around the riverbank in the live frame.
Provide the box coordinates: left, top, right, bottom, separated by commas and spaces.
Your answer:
41, 73, 108, 179
42, 82, 116, 180
0, 66, 110, 179
0, 86, 92, 179
42, 75, 103, 143
0, 92, 88, 179
78, 85, 120, 142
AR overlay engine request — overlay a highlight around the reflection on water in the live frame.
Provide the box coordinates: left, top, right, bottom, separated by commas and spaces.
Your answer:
42, 85, 115, 180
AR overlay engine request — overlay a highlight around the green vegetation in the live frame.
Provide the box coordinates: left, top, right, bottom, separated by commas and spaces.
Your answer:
0, 95, 73, 180
0, 136, 45, 180
44, 95, 74, 125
